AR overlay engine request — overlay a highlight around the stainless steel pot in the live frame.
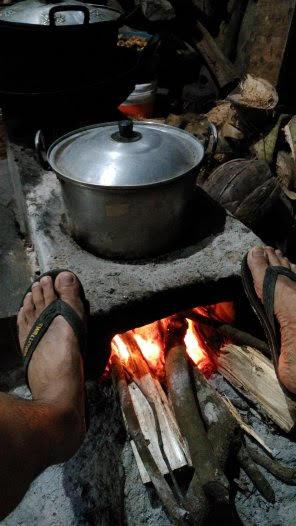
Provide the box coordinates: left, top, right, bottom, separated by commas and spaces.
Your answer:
36, 120, 217, 259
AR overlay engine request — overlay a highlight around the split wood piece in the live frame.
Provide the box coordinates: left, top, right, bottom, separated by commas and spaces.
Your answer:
121, 333, 192, 484
128, 380, 192, 484
247, 446, 296, 485
192, 20, 239, 95
246, 0, 296, 86
284, 116, 296, 163
192, 367, 242, 471
237, 447, 275, 503
111, 354, 189, 525
165, 344, 230, 505
184, 311, 270, 355
118, 334, 192, 485
217, 344, 296, 433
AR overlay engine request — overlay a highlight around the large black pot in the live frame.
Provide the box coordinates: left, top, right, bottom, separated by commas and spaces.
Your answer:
0, 1, 127, 94
2, 47, 141, 146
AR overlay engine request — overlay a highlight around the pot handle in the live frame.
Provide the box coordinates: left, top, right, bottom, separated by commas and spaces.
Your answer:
203, 122, 218, 158
35, 130, 51, 171
48, 5, 90, 26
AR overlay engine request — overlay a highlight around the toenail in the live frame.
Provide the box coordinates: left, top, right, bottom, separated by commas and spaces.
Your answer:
252, 246, 264, 256
32, 282, 39, 288
60, 272, 75, 285
41, 276, 50, 284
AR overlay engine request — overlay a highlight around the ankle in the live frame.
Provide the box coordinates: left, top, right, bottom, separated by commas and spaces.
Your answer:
45, 403, 86, 465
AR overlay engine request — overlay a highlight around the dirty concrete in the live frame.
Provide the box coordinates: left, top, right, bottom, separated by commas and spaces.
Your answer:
2, 371, 296, 526
2, 378, 170, 526
0, 157, 33, 319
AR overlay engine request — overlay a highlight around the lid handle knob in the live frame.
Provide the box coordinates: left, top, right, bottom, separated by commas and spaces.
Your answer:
119, 120, 134, 139
111, 120, 142, 143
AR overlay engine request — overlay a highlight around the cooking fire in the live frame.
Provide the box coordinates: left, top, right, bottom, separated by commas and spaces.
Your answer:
109, 302, 234, 379
3, 0, 296, 523
102, 301, 296, 524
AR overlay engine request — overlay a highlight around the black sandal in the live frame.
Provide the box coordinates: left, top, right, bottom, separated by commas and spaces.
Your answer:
20, 269, 90, 385
241, 253, 296, 401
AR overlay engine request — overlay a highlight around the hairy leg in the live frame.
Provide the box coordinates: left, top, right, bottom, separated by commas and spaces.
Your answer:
0, 272, 86, 519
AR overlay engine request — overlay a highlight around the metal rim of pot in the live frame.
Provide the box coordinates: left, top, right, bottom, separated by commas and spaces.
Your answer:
0, 1, 124, 28
35, 120, 218, 191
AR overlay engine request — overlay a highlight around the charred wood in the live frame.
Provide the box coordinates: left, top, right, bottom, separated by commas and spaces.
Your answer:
192, 367, 242, 472
247, 446, 296, 485
237, 447, 275, 503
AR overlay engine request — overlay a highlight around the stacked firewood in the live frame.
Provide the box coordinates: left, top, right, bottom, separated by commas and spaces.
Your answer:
110, 317, 296, 525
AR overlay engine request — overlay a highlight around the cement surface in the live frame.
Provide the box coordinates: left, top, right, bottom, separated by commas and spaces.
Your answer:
3, 374, 296, 526
0, 158, 33, 319
12, 145, 260, 337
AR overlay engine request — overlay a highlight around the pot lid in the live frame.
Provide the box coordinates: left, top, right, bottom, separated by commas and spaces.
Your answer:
0, 1, 121, 26
48, 120, 205, 189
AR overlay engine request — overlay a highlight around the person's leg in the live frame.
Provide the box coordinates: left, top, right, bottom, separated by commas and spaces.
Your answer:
0, 272, 86, 519
247, 246, 296, 394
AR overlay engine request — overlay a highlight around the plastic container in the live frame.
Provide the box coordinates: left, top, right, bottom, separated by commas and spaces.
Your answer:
119, 82, 156, 119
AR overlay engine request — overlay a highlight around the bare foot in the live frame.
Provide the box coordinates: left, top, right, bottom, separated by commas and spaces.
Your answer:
247, 246, 296, 394
17, 271, 86, 462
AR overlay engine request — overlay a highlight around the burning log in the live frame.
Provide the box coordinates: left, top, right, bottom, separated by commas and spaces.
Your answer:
111, 354, 189, 525
114, 333, 191, 484
165, 344, 230, 506
185, 310, 270, 355
217, 344, 296, 433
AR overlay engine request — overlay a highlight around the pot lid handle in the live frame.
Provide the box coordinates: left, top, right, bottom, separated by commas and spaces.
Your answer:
111, 120, 142, 143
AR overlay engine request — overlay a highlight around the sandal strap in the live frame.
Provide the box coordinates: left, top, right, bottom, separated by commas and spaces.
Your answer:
23, 298, 86, 372
263, 266, 296, 333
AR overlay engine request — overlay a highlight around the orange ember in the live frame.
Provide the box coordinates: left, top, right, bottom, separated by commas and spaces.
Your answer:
107, 302, 234, 380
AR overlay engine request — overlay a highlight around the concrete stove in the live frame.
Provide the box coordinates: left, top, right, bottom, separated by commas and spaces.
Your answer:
6, 134, 296, 526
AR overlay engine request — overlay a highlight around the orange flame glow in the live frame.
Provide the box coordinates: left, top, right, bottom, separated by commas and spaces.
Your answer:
133, 333, 162, 368
184, 319, 206, 367
107, 302, 233, 380
113, 334, 130, 362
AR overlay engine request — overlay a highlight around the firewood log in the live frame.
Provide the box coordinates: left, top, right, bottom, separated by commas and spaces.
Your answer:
165, 344, 230, 504
217, 344, 296, 433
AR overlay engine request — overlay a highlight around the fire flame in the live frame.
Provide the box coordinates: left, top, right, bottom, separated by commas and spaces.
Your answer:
184, 319, 206, 366
112, 334, 130, 362
107, 302, 235, 380
133, 333, 161, 368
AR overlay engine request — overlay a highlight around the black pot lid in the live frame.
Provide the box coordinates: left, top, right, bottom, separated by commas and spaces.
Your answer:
0, 0, 121, 26
48, 120, 205, 189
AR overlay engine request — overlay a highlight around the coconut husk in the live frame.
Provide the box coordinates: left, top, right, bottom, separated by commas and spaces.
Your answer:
276, 151, 296, 200
228, 75, 278, 111
207, 102, 233, 128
